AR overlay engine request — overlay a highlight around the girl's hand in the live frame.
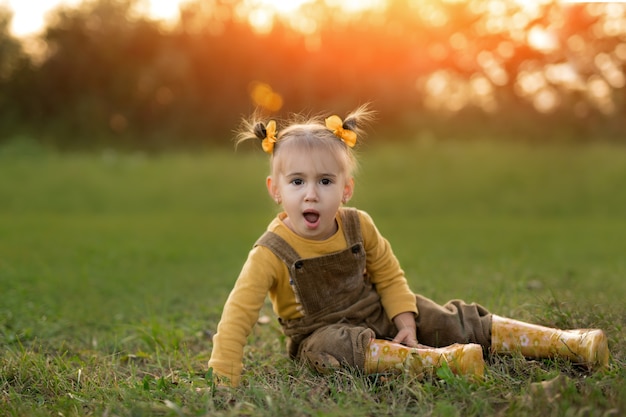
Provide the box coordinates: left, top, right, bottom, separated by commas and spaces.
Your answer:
393, 327, 419, 348
392, 311, 419, 348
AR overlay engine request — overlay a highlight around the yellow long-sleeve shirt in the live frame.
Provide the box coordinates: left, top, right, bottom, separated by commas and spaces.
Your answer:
208, 208, 417, 386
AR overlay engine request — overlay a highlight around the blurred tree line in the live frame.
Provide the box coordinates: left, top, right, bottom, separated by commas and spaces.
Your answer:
0, 0, 624, 150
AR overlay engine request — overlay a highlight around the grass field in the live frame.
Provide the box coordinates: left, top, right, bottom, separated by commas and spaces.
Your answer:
1, 138, 625, 416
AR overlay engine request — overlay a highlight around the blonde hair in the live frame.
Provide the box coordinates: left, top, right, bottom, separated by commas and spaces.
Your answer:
235, 104, 375, 178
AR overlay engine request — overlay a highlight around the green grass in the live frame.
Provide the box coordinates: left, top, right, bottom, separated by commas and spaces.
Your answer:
1, 138, 625, 416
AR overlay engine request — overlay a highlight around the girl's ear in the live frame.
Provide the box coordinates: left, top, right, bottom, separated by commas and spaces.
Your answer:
342, 178, 355, 203
266, 176, 281, 204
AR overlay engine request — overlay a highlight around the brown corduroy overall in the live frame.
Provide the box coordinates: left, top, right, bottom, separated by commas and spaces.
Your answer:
255, 208, 493, 373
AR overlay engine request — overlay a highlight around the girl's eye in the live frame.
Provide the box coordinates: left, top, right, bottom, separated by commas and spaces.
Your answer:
320, 178, 332, 185
291, 179, 304, 186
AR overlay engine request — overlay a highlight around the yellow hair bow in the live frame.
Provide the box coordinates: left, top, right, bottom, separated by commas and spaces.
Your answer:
261, 120, 277, 154
325, 115, 357, 148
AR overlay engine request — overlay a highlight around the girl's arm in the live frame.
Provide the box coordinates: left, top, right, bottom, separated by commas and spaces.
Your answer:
358, 210, 418, 320
208, 246, 278, 386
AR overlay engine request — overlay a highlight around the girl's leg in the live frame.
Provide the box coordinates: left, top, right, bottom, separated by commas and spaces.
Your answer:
413, 295, 609, 369
491, 315, 609, 369
298, 324, 484, 378
365, 339, 485, 378
414, 295, 492, 348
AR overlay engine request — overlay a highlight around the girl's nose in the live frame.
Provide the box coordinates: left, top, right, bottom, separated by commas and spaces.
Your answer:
304, 185, 318, 202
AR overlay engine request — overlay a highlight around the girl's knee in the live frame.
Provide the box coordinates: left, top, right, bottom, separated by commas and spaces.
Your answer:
299, 325, 375, 372
302, 350, 342, 374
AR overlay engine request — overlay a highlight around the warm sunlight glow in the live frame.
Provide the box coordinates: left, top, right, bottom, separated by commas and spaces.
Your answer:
4, 0, 186, 37
8, 0, 625, 38
5, 0, 81, 37
325, 0, 387, 13
236, 0, 387, 34
527, 26, 559, 52
247, 0, 312, 14
144, 0, 182, 21
249, 81, 284, 113
234, 0, 314, 34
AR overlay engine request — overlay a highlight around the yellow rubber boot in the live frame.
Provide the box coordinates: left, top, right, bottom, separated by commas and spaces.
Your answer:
365, 339, 485, 379
491, 315, 609, 369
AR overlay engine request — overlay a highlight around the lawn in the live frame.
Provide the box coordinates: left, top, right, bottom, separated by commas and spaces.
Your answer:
1, 138, 625, 416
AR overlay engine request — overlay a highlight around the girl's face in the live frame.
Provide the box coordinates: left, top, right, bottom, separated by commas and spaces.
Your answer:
267, 146, 354, 240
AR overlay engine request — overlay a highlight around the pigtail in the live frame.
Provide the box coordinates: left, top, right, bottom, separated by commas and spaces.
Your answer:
342, 103, 376, 139
252, 122, 268, 141
324, 103, 376, 148
235, 114, 278, 154
234, 117, 260, 147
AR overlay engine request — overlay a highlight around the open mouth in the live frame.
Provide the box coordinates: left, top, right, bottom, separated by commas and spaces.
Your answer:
303, 210, 320, 226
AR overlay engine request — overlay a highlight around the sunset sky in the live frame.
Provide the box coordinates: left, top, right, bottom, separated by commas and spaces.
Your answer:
4, 0, 374, 37
5, 0, 614, 38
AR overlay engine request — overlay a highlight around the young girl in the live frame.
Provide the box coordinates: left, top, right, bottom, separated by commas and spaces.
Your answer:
208, 105, 609, 387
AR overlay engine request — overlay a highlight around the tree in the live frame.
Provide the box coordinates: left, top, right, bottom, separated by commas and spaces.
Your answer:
0, 6, 31, 139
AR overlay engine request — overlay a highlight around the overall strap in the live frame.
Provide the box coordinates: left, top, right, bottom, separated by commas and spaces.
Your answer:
255, 231, 300, 266
339, 207, 363, 248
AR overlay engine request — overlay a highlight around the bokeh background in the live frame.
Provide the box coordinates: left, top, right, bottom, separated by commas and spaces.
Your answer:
1, 0, 625, 150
